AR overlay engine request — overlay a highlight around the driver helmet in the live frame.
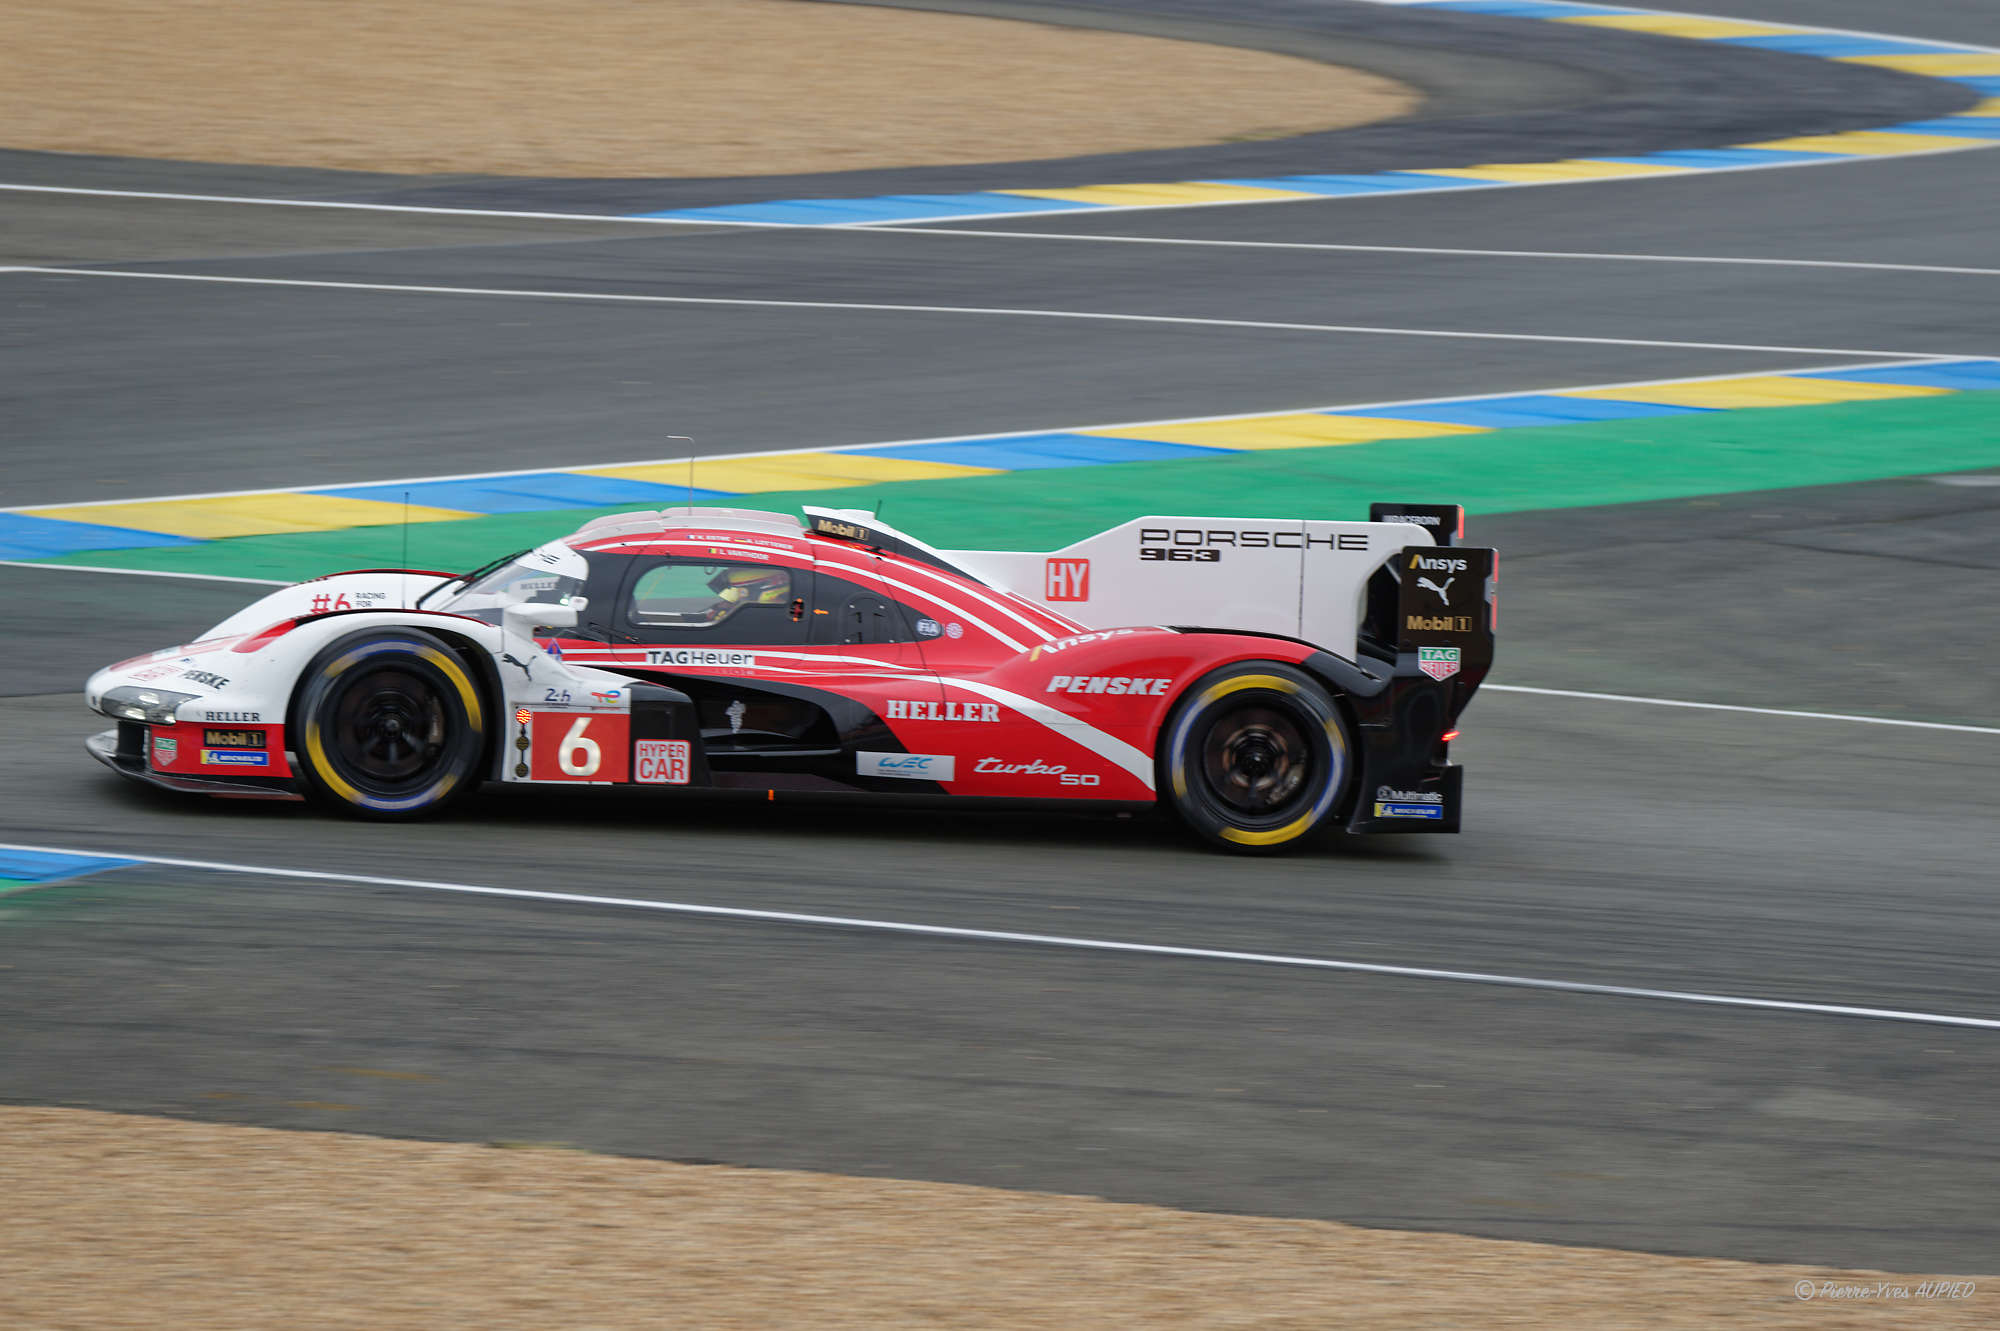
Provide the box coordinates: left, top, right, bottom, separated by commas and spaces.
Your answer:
708, 566, 790, 608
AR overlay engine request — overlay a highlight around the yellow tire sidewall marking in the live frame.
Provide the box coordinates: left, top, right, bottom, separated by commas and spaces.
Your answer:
1175, 672, 1324, 846
305, 638, 481, 810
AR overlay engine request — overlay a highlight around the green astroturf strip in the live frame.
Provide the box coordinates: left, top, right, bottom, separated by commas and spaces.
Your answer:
40, 392, 2000, 584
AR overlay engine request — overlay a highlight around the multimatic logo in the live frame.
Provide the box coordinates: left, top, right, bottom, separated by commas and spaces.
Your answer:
1140, 528, 1369, 562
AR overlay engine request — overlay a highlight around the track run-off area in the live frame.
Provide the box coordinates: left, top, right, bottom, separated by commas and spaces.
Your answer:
4, 0, 1999, 1288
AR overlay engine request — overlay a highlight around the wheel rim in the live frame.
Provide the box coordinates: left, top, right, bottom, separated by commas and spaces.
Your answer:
328, 665, 449, 791
1200, 703, 1311, 817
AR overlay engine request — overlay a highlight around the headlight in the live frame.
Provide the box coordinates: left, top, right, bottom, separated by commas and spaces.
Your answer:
99, 686, 197, 725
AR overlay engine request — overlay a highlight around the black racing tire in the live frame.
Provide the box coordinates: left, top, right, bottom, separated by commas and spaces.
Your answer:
1158, 661, 1353, 855
292, 628, 486, 820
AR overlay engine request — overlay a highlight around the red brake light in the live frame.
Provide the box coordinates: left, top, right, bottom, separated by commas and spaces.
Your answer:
1441, 730, 1460, 743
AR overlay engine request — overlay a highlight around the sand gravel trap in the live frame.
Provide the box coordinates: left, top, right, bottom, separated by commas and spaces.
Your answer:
0, 0, 1415, 177
0, 1107, 1986, 1329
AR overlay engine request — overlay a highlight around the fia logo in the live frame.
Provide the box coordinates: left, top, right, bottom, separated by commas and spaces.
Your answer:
1045, 558, 1090, 602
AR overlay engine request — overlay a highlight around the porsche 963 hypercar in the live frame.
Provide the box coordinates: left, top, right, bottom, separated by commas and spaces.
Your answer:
85, 502, 1495, 852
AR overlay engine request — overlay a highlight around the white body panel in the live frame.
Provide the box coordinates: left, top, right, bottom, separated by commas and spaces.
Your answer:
944, 517, 1437, 654
86, 572, 633, 762
201, 571, 453, 638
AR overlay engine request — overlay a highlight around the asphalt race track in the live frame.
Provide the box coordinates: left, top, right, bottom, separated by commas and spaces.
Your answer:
4, 0, 1998, 1275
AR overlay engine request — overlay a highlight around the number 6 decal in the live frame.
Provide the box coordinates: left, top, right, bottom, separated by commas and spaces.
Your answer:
528, 711, 630, 783
559, 716, 601, 776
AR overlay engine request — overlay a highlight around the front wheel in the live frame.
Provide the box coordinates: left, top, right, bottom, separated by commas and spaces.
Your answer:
1159, 662, 1352, 854
293, 629, 486, 819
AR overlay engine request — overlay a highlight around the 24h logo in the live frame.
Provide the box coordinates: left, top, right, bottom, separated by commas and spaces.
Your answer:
1418, 646, 1461, 681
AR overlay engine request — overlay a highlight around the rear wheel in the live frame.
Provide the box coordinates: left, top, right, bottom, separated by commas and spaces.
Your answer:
1159, 662, 1351, 854
293, 629, 486, 819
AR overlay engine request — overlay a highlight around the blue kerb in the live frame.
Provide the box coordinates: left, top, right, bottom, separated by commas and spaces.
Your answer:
630, 192, 1091, 225
312, 474, 738, 514
857, 433, 1233, 470
1270, 173, 1491, 192
1340, 395, 1713, 427
1600, 148, 1849, 167
0, 849, 140, 883
0, 512, 199, 560
1800, 361, 2000, 391
1418, 1, 1639, 16
1881, 119, 2000, 138
1717, 35, 1972, 56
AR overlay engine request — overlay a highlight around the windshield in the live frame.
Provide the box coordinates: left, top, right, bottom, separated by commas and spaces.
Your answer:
428, 542, 589, 627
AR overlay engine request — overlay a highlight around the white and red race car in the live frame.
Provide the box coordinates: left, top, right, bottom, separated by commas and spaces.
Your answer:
85, 502, 1494, 852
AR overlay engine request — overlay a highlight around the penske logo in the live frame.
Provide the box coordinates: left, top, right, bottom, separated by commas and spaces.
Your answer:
1046, 676, 1171, 696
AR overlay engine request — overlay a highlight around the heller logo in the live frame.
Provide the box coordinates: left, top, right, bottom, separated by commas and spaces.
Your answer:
886, 699, 1000, 722
1418, 647, 1461, 681
635, 740, 691, 785
1045, 558, 1091, 602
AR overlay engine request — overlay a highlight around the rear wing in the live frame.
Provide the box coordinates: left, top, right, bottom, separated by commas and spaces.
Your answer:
940, 502, 1495, 661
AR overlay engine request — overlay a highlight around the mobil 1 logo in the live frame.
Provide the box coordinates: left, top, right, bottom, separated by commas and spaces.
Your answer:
1396, 545, 1495, 661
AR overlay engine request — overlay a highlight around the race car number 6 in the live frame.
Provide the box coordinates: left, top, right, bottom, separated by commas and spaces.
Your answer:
559, 717, 602, 776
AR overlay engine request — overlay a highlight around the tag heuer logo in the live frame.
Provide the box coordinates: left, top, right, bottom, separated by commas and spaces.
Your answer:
1418, 646, 1461, 681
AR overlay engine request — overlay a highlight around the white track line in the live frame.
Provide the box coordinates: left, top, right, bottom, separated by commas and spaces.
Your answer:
0, 559, 287, 585
7, 182, 1998, 276
861, 229, 2000, 278
3, 135, 1994, 229
1, 267, 1968, 361
1484, 684, 2000, 735
1, 840, 1993, 1030
4, 354, 1957, 515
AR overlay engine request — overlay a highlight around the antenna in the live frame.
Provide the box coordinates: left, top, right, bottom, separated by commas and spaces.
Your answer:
665, 435, 696, 513
400, 490, 411, 605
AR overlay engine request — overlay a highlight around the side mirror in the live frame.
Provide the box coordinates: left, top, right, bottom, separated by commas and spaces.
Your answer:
504, 596, 583, 636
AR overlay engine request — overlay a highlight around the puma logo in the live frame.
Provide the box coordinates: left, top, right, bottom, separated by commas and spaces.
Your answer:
1417, 576, 1455, 600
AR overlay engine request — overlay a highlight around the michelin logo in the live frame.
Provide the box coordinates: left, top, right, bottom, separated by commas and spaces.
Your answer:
857, 751, 956, 781
1374, 801, 1443, 820
202, 749, 270, 767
